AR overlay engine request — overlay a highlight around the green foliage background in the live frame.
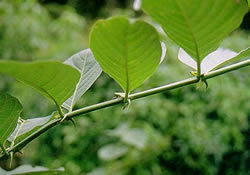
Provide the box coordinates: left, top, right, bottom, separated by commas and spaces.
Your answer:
0, 0, 250, 174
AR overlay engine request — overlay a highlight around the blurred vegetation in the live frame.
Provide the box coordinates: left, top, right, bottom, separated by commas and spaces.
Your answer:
0, 0, 250, 175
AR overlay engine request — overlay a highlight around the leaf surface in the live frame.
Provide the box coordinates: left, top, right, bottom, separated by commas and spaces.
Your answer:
63, 49, 102, 111
201, 48, 238, 73
142, 0, 248, 65
0, 93, 22, 145
0, 61, 80, 106
8, 116, 53, 143
178, 47, 250, 74
222, 47, 250, 66
0, 165, 64, 175
90, 17, 162, 94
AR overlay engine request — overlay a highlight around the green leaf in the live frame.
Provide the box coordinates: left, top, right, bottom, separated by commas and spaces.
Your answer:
248, 0, 250, 7
0, 165, 64, 175
62, 49, 102, 111
90, 17, 162, 95
0, 93, 22, 145
142, 0, 248, 70
0, 61, 80, 107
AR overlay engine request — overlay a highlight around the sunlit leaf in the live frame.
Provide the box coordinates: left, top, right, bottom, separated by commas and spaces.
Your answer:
90, 17, 162, 95
142, 0, 248, 70
62, 49, 102, 111
0, 93, 22, 145
0, 61, 80, 107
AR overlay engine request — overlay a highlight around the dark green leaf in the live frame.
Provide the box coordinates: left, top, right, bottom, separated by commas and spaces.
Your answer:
0, 93, 22, 145
0, 61, 80, 106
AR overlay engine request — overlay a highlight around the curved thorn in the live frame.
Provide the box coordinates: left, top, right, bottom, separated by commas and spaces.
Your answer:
69, 119, 77, 128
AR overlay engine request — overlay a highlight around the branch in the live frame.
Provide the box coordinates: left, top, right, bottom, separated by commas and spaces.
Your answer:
1, 59, 249, 160
67, 59, 250, 118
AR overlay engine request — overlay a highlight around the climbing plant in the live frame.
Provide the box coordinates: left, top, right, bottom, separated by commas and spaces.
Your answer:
0, 0, 249, 174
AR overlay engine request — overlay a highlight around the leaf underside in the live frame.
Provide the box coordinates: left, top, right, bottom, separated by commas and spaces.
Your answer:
8, 116, 52, 143
0, 61, 80, 106
63, 49, 102, 111
0, 165, 64, 175
90, 17, 162, 93
228, 47, 250, 64
0, 93, 22, 145
178, 47, 250, 74
142, 0, 248, 63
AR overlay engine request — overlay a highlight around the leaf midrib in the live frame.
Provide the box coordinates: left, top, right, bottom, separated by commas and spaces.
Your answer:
10, 119, 24, 147
176, 0, 201, 75
124, 25, 130, 94
69, 55, 87, 112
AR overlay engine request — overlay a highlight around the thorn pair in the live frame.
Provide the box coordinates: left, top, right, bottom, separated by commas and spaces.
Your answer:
114, 92, 131, 109
190, 71, 209, 89
60, 114, 77, 127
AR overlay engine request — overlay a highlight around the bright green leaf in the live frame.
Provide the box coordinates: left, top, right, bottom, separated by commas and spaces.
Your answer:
90, 17, 162, 95
142, 0, 248, 68
248, 0, 250, 7
62, 49, 102, 111
0, 61, 80, 107
0, 93, 22, 145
